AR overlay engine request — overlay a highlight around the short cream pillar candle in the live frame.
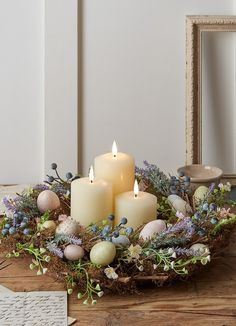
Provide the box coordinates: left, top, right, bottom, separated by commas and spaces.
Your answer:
94, 141, 135, 200
115, 180, 157, 229
71, 166, 113, 226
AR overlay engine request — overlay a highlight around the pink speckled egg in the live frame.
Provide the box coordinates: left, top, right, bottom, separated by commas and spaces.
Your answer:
139, 219, 166, 240
55, 219, 80, 237
37, 190, 60, 213
64, 245, 84, 261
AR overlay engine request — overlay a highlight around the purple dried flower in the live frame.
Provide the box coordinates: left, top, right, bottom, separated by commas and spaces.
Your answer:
163, 218, 196, 237
68, 235, 82, 245
2, 196, 21, 212
46, 242, 64, 258
54, 234, 82, 246
173, 247, 195, 257
51, 183, 67, 195
209, 183, 215, 192
33, 184, 49, 191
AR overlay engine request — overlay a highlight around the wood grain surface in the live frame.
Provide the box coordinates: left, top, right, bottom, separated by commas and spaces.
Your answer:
0, 233, 236, 326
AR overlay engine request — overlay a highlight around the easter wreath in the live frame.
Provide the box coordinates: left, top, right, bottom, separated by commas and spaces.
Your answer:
0, 161, 236, 305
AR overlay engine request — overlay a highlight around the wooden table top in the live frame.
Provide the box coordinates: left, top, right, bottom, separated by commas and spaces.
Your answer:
0, 232, 236, 326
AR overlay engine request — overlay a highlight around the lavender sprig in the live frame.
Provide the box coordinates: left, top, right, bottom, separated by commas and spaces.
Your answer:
46, 242, 64, 258
163, 218, 196, 237
172, 247, 196, 257
2, 195, 21, 212
54, 234, 82, 246
135, 160, 170, 196
150, 236, 190, 250
50, 183, 68, 195
33, 184, 49, 191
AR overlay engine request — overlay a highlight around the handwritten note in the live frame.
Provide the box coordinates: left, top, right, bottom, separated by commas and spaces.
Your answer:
0, 291, 67, 326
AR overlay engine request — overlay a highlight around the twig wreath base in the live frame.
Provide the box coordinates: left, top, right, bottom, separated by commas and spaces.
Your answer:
0, 162, 236, 304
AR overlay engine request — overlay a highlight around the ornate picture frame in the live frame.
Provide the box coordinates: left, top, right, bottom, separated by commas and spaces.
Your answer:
186, 15, 236, 184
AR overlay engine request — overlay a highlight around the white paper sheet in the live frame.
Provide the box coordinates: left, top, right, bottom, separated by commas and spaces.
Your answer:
0, 291, 67, 326
0, 286, 76, 326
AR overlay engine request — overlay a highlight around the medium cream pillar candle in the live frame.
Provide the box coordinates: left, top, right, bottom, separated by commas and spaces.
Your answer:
71, 166, 113, 226
115, 180, 157, 229
94, 141, 135, 199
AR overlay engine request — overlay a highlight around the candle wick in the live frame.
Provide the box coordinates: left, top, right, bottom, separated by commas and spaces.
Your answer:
90, 180, 93, 184
134, 194, 138, 198
113, 154, 116, 158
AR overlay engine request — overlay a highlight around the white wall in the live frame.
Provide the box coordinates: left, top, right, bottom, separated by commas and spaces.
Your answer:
45, 0, 78, 179
0, 1, 44, 184
82, 0, 235, 175
0, 0, 78, 184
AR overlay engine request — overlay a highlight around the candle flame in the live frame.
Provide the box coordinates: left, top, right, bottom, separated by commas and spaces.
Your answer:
89, 165, 94, 183
134, 179, 139, 197
112, 140, 118, 157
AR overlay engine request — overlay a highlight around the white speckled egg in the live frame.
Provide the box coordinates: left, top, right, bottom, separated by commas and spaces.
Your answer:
56, 219, 80, 236
112, 235, 130, 247
168, 195, 192, 215
190, 243, 210, 256
37, 190, 60, 213
64, 244, 84, 261
90, 241, 116, 266
42, 220, 56, 231
139, 219, 166, 240
193, 186, 209, 204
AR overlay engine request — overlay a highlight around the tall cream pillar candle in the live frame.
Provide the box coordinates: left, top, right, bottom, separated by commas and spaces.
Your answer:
115, 180, 157, 229
94, 141, 135, 200
71, 166, 113, 226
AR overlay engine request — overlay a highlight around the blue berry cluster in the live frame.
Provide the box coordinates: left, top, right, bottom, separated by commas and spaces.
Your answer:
90, 215, 133, 241
193, 201, 219, 237
1, 212, 31, 237
169, 173, 191, 196
47, 163, 80, 185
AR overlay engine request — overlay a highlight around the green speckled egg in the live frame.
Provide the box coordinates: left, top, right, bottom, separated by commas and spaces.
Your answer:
42, 220, 56, 231
90, 241, 116, 266
194, 186, 209, 204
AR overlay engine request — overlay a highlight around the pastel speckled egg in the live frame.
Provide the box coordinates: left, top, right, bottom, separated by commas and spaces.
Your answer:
139, 219, 166, 240
193, 186, 209, 205
190, 243, 210, 256
64, 244, 84, 261
112, 235, 130, 247
56, 219, 80, 237
90, 241, 116, 266
168, 195, 192, 215
37, 190, 60, 213
42, 220, 57, 231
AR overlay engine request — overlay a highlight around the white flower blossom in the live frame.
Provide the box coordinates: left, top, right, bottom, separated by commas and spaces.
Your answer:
153, 264, 158, 270
128, 244, 142, 260
218, 182, 231, 192
170, 261, 175, 269
171, 252, 177, 259
104, 267, 118, 280
138, 265, 144, 271
164, 264, 169, 271
97, 291, 104, 298
176, 211, 185, 219
40, 248, 46, 254
42, 268, 48, 274
168, 248, 174, 254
